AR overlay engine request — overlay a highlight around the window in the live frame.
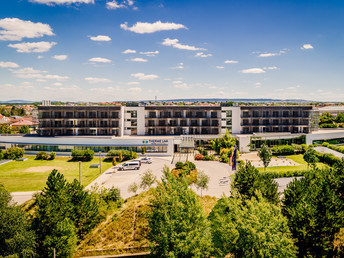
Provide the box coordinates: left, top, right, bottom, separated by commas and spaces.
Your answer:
111, 112, 119, 118
225, 110, 232, 118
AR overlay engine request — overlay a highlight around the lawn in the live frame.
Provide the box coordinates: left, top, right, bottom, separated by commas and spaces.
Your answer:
257, 154, 329, 173
0, 155, 114, 192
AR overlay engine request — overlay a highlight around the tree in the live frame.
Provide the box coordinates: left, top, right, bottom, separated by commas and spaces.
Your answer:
118, 151, 123, 162
303, 148, 319, 169
148, 166, 213, 257
195, 170, 210, 197
232, 161, 280, 204
210, 130, 236, 155
283, 168, 344, 257
3, 147, 25, 160
128, 182, 138, 195
209, 194, 297, 257
140, 169, 156, 190
36, 151, 48, 160
0, 124, 12, 134
33, 170, 101, 256
142, 146, 146, 155
335, 113, 344, 123
19, 125, 31, 134
258, 144, 272, 171
0, 184, 37, 257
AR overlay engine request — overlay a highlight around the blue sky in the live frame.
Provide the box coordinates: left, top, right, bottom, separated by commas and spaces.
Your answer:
0, 0, 344, 102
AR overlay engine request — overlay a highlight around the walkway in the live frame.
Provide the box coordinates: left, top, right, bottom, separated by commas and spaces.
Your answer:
314, 146, 344, 159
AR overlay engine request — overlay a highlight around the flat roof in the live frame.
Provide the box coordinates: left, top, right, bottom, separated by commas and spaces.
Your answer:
0, 136, 172, 147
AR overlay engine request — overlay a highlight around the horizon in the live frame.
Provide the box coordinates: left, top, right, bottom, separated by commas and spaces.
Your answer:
1, 0, 344, 102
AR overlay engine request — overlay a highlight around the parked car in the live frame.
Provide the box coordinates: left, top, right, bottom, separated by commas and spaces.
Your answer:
140, 157, 152, 164
118, 161, 140, 171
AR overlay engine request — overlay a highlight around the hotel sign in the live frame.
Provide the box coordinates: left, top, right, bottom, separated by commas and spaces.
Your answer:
142, 139, 169, 145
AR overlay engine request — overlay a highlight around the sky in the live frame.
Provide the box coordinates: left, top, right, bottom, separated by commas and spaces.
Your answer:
0, 0, 344, 102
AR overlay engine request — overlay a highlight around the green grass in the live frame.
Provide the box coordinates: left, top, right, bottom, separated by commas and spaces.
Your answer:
257, 154, 329, 173
0, 155, 114, 192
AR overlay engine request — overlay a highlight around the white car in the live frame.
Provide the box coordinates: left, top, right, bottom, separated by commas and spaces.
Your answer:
140, 157, 152, 164
118, 161, 140, 171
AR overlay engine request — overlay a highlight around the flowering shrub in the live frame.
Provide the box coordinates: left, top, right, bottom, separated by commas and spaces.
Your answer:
195, 154, 204, 160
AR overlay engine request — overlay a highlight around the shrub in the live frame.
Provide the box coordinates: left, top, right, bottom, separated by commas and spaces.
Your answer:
71, 149, 94, 161
271, 145, 295, 155
219, 147, 233, 157
112, 157, 117, 166
203, 155, 215, 161
36, 151, 48, 160
195, 154, 203, 160
107, 150, 137, 161
0, 151, 3, 160
220, 154, 229, 164
49, 152, 56, 160
197, 147, 208, 156
260, 170, 308, 179
3, 147, 25, 160
183, 161, 196, 170
175, 162, 184, 169
100, 187, 122, 206
142, 147, 146, 155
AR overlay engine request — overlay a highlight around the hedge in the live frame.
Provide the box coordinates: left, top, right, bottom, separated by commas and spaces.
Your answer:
321, 142, 344, 155
106, 150, 137, 161
260, 170, 308, 179
71, 149, 95, 161
2, 147, 25, 160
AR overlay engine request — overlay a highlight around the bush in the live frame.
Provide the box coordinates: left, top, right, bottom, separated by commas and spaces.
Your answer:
0, 151, 3, 161
175, 162, 184, 169
112, 157, 117, 166
107, 150, 137, 161
203, 155, 215, 161
183, 161, 196, 170
320, 123, 338, 128
271, 145, 295, 155
49, 152, 56, 160
220, 154, 229, 163
3, 147, 25, 160
99, 187, 122, 206
36, 151, 48, 160
260, 170, 308, 179
194, 154, 203, 160
71, 149, 94, 161
197, 147, 208, 156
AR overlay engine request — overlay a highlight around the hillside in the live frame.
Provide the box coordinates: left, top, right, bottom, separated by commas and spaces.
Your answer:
75, 189, 218, 257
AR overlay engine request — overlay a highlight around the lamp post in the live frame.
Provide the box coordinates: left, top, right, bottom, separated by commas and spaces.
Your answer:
79, 161, 81, 184
99, 151, 102, 175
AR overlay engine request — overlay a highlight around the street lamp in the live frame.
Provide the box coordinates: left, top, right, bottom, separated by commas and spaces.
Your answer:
99, 151, 102, 175
79, 161, 81, 184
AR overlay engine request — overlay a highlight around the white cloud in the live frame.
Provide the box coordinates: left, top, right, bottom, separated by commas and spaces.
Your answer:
301, 44, 314, 50
131, 73, 158, 80
37, 55, 44, 59
0, 18, 54, 41
122, 49, 136, 54
224, 60, 238, 64
121, 21, 187, 34
88, 57, 112, 63
29, 0, 94, 5
127, 81, 140, 85
52, 54, 68, 61
195, 52, 212, 58
172, 62, 184, 69
173, 81, 191, 89
128, 87, 142, 93
53, 82, 62, 86
85, 77, 111, 83
0, 61, 19, 68
12, 67, 68, 81
140, 50, 159, 56
162, 38, 205, 51
8, 41, 56, 53
258, 50, 286, 57
216, 66, 224, 69
127, 57, 148, 62
106, 0, 125, 9
89, 35, 111, 42
263, 66, 278, 70
240, 68, 266, 74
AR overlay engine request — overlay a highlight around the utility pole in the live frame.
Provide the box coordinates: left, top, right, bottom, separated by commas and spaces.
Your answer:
79, 161, 81, 183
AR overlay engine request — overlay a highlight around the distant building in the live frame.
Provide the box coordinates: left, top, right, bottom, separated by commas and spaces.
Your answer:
0, 114, 10, 125
318, 105, 344, 116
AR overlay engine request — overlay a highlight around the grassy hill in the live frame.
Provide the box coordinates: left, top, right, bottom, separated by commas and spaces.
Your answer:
75, 189, 218, 257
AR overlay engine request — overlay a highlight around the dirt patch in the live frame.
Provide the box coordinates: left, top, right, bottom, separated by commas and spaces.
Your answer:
25, 166, 63, 173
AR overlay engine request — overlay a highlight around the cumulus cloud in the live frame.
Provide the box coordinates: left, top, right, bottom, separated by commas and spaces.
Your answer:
195, 52, 212, 58
8, 41, 56, 53
107, 0, 136, 10
172, 62, 184, 69
140, 50, 159, 56
29, 0, 94, 5
258, 50, 286, 57
89, 35, 111, 41
0, 18, 54, 41
162, 38, 205, 51
12, 67, 68, 81
122, 49, 136, 54
0, 61, 19, 68
88, 57, 112, 63
53, 82, 63, 86
173, 81, 191, 89
128, 87, 142, 93
301, 44, 314, 50
264, 66, 278, 70
240, 68, 266, 74
131, 73, 158, 80
120, 21, 187, 34
52, 54, 68, 61
224, 60, 238, 64
127, 57, 148, 62
216, 66, 224, 69
85, 77, 111, 83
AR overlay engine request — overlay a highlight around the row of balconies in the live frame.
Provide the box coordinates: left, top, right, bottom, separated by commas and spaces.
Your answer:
145, 115, 219, 119
241, 122, 310, 126
40, 116, 120, 119
241, 114, 310, 118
